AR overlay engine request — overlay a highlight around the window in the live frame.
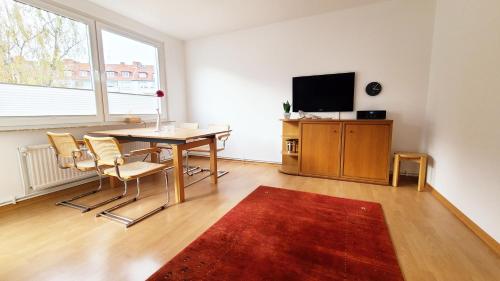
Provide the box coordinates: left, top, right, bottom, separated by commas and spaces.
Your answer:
0, 0, 97, 118
101, 29, 160, 115
0, 0, 164, 127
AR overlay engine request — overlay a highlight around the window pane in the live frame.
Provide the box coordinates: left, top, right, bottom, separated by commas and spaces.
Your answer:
101, 30, 160, 115
0, 0, 96, 116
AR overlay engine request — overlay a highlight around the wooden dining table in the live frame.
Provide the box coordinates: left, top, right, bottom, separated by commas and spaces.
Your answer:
89, 127, 231, 203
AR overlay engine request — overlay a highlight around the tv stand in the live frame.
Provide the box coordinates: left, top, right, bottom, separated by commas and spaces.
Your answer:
280, 119, 393, 185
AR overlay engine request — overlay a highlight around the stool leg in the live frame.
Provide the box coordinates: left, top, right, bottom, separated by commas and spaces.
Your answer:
418, 156, 427, 191
392, 154, 400, 187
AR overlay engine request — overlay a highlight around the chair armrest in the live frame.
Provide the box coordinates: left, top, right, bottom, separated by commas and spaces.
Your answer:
71, 149, 87, 170
113, 156, 125, 180
157, 144, 173, 149
217, 133, 231, 141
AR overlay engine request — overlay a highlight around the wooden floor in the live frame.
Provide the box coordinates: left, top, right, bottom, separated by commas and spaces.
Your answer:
0, 158, 498, 281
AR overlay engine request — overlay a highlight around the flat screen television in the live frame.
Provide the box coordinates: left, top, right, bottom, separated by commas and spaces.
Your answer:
292, 72, 355, 112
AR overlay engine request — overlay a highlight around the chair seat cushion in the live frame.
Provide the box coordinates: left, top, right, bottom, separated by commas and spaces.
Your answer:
103, 161, 167, 180
73, 159, 97, 171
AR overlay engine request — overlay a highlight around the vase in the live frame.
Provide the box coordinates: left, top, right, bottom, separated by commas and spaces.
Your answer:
155, 97, 161, 132
155, 109, 161, 132
284, 112, 291, 120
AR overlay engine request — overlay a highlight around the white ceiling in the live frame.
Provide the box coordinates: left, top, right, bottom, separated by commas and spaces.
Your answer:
86, 0, 386, 40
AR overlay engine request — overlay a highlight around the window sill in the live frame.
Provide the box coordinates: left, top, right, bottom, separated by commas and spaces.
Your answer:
0, 120, 157, 132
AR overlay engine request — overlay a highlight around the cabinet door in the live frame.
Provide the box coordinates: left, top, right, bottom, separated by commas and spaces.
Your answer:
342, 124, 391, 181
300, 123, 341, 177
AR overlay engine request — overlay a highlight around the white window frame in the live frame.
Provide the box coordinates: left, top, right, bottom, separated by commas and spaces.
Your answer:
0, 0, 167, 128
96, 22, 166, 122
0, 0, 105, 127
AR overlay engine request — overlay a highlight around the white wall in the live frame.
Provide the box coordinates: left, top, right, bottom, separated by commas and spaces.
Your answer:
0, 0, 187, 204
185, 0, 436, 166
424, 0, 500, 241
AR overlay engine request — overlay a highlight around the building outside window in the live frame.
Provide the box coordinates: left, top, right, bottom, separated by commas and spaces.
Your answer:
0, 0, 164, 126
101, 29, 161, 115
64, 70, 73, 78
0, 0, 97, 119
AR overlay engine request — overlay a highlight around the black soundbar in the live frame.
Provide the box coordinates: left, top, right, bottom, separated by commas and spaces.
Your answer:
356, 110, 386, 120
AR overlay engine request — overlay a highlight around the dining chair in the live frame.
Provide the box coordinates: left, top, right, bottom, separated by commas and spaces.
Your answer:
158, 122, 200, 175
178, 122, 199, 129
83, 135, 171, 227
185, 124, 231, 177
47, 132, 125, 212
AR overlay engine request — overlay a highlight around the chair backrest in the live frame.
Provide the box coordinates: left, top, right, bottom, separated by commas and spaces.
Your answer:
83, 135, 124, 166
47, 132, 81, 158
178, 122, 199, 129
208, 124, 231, 148
208, 124, 230, 131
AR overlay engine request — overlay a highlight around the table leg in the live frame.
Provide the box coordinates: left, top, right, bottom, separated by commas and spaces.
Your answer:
418, 156, 427, 192
209, 137, 218, 184
150, 142, 158, 163
392, 154, 400, 187
172, 144, 185, 203
109, 176, 117, 188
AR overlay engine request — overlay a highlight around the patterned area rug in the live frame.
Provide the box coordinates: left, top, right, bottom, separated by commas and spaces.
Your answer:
148, 185, 404, 281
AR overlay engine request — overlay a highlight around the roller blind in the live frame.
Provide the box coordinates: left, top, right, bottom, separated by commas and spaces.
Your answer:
0, 0, 96, 117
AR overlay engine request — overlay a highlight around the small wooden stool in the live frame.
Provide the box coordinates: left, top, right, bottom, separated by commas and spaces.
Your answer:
392, 152, 428, 191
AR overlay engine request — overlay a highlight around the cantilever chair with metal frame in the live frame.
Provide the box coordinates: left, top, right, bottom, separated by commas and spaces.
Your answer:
185, 124, 231, 178
47, 132, 124, 212
84, 135, 171, 228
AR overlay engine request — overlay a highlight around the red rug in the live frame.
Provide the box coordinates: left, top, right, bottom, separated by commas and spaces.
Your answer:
148, 186, 404, 281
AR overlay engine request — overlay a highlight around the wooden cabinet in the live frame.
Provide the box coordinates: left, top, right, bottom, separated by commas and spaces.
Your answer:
279, 121, 300, 175
280, 119, 392, 185
300, 122, 341, 177
342, 123, 391, 183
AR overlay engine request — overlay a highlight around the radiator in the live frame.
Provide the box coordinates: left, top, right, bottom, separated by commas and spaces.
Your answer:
18, 141, 151, 195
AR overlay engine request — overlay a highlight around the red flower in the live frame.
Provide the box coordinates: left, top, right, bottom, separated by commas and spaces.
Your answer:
156, 90, 165, 98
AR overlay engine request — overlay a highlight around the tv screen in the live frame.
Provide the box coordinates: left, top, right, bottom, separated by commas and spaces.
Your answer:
292, 72, 355, 112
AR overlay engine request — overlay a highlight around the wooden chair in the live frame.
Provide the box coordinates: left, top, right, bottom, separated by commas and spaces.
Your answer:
186, 124, 231, 178
47, 132, 124, 212
392, 152, 428, 191
83, 135, 171, 227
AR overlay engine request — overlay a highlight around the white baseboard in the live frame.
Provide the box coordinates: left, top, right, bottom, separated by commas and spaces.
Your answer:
189, 153, 280, 165
0, 176, 99, 207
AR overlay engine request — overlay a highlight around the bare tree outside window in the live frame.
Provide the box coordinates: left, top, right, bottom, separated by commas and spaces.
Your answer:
0, 0, 162, 119
0, 0, 92, 89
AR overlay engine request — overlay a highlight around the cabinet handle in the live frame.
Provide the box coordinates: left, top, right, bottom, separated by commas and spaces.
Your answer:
350, 130, 354, 133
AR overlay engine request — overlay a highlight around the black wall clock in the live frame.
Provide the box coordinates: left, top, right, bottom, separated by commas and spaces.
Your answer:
366, 82, 382, 96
